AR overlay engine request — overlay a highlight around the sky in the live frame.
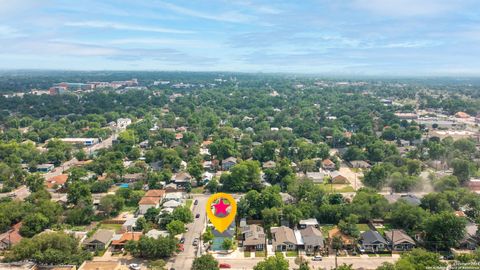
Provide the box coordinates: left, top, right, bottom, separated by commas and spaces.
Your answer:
1, 0, 480, 76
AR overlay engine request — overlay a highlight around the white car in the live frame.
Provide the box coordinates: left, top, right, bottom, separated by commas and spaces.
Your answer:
129, 263, 141, 270
312, 255, 322, 261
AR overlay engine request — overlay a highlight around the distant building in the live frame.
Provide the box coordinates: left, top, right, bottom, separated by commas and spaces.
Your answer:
56, 138, 99, 146
82, 229, 114, 251
36, 163, 54, 173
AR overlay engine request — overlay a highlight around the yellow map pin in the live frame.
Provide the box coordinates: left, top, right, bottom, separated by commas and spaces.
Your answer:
206, 193, 237, 233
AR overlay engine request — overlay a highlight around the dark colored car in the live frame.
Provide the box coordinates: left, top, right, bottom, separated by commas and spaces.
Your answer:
195, 213, 200, 218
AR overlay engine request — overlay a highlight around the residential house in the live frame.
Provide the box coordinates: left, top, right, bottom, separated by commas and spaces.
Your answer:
241, 224, 266, 251
322, 159, 336, 171
45, 174, 68, 190
111, 232, 142, 251
171, 172, 192, 186
459, 222, 480, 250
202, 172, 213, 184
348, 160, 371, 169
121, 217, 137, 232
0, 222, 22, 250
271, 226, 298, 251
82, 229, 114, 251
384, 230, 416, 251
164, 192, 183, 202
145, 229, 169, 239
138, 196, 161, 215
262, 161, 276, 169
300, 226, 324, 255
37, 163, 54, 173
144, 189, 166, 199
222, 157, 237, 171
330, 171, 349, 184
123, 173, 143, 182
163, 200, 181, 208
299, 218, 319, 229
306, 171, 328, 184
360, 230, 388, 252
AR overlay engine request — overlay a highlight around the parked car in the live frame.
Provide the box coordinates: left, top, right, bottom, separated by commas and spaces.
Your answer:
219, 263, 231, 268
193, 238, 199, 246
129, 263, 141, 270
180, 237, 185, 244
195, 213, 200, 218
194, 200, 198, 205
312, 256, 322, 261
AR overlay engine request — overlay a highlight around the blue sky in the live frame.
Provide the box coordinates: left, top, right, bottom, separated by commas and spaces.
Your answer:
1, 0, 480, 75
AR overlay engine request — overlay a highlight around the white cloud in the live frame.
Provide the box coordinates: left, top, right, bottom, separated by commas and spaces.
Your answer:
65, 21, 193, 34
352, 0, 464, 17
0, 25, 25, 38
157, 1, 254, 23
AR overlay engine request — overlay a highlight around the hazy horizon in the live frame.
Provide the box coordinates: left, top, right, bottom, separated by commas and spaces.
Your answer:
1, 0, 480, 76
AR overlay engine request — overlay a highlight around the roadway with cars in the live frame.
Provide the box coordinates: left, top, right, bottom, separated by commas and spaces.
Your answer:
168, 194, 209, 270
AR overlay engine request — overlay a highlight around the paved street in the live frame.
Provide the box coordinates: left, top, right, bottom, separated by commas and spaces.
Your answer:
218, 255, 399, 270
169, 194, 209, 270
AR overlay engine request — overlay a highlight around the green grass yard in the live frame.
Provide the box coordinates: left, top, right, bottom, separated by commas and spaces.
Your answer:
286, 250, 298, 257
244, 251, 251, 257
356, 224, 370, 232
186, 199, 193, 208
255, 251, 266, 257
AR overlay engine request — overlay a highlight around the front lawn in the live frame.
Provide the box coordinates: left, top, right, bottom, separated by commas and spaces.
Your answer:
379, 253, 392, 257
286, 250, 298, 257
368, 254, 378, 257
244, 251, 251, 257
186, 199, 193, 208
99, 223, 122, 232
255, 251, 266, 257
191, 187, 204, 194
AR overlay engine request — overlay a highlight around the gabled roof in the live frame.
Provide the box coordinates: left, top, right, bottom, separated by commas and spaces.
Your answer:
242, 224, 265, 246
84, 229, 114, 245
45, 174, 68, 188
271, 226, 297, 245
144, 189, 165, 198
138, 196, 161, 205
361, 230, 388, 245
222, 157, 237, 164
111, 232, 142, 246
384, 230, 415, 245
299, 218, 319, 227
172, 172, 192, 182
330, 171, 346, 179
300, 226, 324, 247
322, 159, 335, 166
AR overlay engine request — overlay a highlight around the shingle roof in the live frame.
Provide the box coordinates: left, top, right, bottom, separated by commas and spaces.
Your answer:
272, 226, 297, 246
242, 224, 265, 246
361, 230, 388, 245
384, 230, 415, 245
84, 229, 114, 245
144, 189, 165, 198
300, 226, 324, 248
138, 196, 161, 205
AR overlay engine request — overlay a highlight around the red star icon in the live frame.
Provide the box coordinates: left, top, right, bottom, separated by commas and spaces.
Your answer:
213, 199, 229, 216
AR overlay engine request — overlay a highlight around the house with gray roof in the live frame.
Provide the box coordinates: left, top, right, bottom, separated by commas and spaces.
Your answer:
384, 230, 416, 251
241, 224, 265, 251
360, 230, 388, 252
271, 226, 298, 251
300, 226, 324, 255
82, 229, 114, 251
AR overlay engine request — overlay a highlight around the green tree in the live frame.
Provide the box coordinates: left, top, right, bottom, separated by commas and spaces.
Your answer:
209, 138, 237, 161
338, 214, 360, 237
222, 238, 233, 250
253, 253, 289, 270
19, 213, 49, 237
192, 254, 219, 270
188, 157, 204, 185
206, 178, 219, 193
25, 173, 45, 193
166, 220, 185, 236
203, 227, 214, 243
171, 206, 193, 223
99, 194, 125, 217
452, 159, 472, 184
423, 212, 466, 250
394, 248, 446, 270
